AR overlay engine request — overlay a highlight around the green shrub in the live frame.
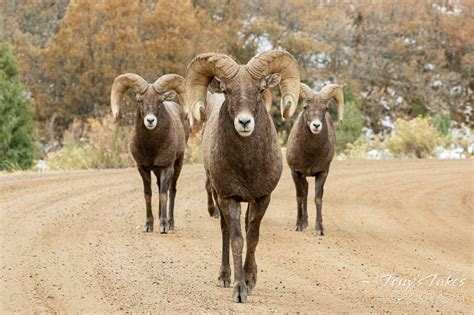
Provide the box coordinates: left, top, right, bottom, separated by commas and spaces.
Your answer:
335, 100, 364, 153
430, 114, 450, 136
411, 100, 428, 117
388, 117, 441, 158
0, 41, 36, 170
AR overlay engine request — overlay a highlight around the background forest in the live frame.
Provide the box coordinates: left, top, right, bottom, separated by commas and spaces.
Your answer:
0, 0, 473, 170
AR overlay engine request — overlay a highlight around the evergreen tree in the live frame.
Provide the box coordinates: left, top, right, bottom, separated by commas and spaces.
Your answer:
0, 41, 36, 170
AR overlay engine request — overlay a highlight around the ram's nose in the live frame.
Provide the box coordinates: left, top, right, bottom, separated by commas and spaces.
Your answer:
310, 119, 323, 134
234, 112, 255, 137
144, 114, 157, 130
238, 117, 251, 128
312, 122, 321, 129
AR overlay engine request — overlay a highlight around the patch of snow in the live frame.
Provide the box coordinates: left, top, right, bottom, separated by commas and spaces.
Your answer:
436, 147, 465, 159
381, 115, 394, 129
424, 63, 434, 71
35, 160, 48, 172
468, 144, 474, 155
367, 149, 393, 160
430, 79, 443, 88
362, 127, 375, 139
380, 97, 390, 110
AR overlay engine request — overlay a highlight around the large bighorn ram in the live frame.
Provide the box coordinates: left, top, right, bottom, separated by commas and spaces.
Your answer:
286, 83, 344, 235
185, 50, 300, 302
110, 73, 189, 234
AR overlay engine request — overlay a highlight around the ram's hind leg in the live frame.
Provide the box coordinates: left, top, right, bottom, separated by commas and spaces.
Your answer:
315, 171, 328, 236
138, 166, 153, 232
205, 171, 219, 218
291, 170, 308, 231
168, 156, 183, 230
244, 195, 270, 295
217, 200, 231, 288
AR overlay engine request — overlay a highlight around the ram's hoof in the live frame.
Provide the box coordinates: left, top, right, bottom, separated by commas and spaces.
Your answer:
208, 206, 220, 219
145, 223, 154, 233
232, 281, 248, 303
160, 222, 169, 234
316, 224, 324, 236
168, 220, 175, 231
218, 277, 231, 288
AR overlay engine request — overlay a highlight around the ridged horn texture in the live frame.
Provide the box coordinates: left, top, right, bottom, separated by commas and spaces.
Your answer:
152, 74, 188, 109
185, 53, 239, 122
262, 89, 272, 112
110, 73, 148, 121
299, 83, 315, 100
319, 84, 345, 122
246, 50, 300, 119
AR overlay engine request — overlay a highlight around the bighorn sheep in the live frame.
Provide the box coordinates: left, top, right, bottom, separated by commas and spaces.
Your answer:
110, 73, 189, 234
286, 83, 344, 235
204, 89, 273, 218
185, 50, 300, 302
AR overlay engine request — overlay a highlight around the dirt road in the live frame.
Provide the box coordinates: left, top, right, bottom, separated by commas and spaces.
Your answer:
1, 160, 472, 313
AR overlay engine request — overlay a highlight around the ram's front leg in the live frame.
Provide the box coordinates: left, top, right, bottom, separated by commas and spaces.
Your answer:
218, 197, 246, 303
244, 195, 270, 295
315, 171, 328, 236
154, 167, 173, 234
291, 170, 308, 231
138, 166, 153, 232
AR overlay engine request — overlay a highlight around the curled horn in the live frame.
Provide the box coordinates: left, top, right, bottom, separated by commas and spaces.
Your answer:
262, 89, 272, 112
110, 73, 148, 121
185, 53, 240, 123
153, 74, 189, 111
299, 83, 315, 100
246, 50, 300, 120
319, 84, 345, 122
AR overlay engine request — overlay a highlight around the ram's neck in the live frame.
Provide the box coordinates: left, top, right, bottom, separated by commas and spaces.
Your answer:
133, 106, 174, 165
296, 113, 332, 156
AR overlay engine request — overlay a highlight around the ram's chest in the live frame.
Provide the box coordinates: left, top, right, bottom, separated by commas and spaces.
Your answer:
131, 136, 177, 168
204, 132, 283, 201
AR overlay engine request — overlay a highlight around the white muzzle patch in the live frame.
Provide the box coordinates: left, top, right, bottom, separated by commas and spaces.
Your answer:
234, 112, 255, 137
309, 119, 323, 134
144, 114, 157, 130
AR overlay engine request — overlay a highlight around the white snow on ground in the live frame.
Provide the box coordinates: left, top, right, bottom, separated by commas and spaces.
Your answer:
436, 147, 465, 160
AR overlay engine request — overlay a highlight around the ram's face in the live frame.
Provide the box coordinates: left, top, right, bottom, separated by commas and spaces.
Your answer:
219, 72, 281, 137
136, 89, 176, 130
303, 96, 328, 134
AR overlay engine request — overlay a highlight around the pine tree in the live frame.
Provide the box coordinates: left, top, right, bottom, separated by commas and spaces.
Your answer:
0, 41, 36, 170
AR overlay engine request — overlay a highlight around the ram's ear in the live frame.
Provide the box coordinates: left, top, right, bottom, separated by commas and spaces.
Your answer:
260, 73, 281, 91
212, 77, 227, 93
163, 90, 176, 101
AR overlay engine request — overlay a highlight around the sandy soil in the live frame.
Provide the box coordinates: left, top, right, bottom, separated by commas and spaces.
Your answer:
0, 159, 472, 313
